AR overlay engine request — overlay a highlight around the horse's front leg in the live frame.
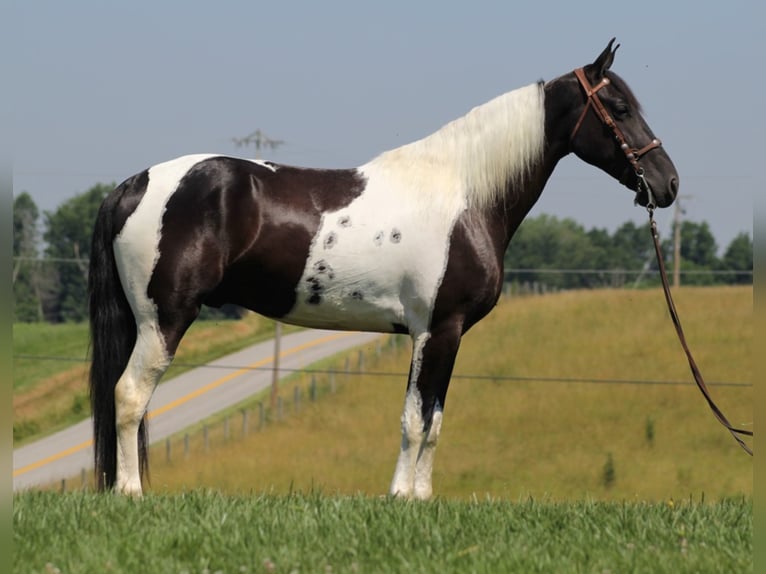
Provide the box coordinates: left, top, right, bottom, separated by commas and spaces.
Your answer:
390, 325, 461, 500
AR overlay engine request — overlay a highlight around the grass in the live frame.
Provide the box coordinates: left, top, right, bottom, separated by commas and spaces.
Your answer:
12, 313, 296, 445
13, 490, 753, 573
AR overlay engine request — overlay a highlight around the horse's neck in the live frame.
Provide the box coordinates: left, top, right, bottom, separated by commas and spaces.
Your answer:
501, 78, 577, 234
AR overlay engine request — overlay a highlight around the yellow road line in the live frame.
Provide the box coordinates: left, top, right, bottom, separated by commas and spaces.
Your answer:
13, 332, 353, 478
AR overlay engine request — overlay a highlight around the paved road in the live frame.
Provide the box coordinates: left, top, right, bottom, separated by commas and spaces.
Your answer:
13, 328, 382, 491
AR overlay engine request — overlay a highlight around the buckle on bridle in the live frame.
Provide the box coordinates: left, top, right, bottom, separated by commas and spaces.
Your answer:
634, 167, 656, 213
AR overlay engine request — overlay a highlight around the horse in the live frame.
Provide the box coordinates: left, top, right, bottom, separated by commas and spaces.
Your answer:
89, 39, 679, 498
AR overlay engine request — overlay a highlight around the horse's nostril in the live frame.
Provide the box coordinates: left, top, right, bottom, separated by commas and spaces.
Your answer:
669, 177, 679, 196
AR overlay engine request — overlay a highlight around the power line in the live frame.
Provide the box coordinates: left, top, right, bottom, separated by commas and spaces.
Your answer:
10, 258, 753, 276
12, 354, 751, 388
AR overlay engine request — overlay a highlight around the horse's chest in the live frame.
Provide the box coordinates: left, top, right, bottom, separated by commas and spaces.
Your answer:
282, 186, 463, 333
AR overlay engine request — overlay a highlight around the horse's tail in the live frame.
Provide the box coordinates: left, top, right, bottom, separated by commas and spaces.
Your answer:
88, 183, 143, 491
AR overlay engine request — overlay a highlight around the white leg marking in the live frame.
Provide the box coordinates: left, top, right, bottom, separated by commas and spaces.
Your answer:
413, 407, 443, 500
114, 322, 170, 496
389, 332, 431, 498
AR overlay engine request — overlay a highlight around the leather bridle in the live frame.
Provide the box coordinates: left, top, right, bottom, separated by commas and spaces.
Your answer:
570, 67, 663, 209
569, 68, 753, 455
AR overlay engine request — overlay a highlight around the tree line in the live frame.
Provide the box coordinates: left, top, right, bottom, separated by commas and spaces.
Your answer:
13, 184, 753, 323
503, 213, 752, 291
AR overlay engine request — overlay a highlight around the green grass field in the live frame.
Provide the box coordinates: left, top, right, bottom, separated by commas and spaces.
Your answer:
13, 491, 752, 573
13, 286, 753, 573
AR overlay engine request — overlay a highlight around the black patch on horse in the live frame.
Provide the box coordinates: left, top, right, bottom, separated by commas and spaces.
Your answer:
147, 157, 366, 325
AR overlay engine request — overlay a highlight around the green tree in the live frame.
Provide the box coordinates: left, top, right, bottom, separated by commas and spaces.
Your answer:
13, 192, 44, 321
662, 221, 720, 286
505, 215, 610, 290
721, 232, 752, 285
43, 183, 113, 322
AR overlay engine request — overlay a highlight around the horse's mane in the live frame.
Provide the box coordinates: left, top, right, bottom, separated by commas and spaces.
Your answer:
365, 81, 545, 210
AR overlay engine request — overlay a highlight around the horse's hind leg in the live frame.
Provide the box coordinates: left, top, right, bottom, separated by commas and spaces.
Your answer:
390, 325, 461, 500
113, 317, 172, 495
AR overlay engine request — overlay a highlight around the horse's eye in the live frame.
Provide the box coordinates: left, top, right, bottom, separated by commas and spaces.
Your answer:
614, 102, 630, 118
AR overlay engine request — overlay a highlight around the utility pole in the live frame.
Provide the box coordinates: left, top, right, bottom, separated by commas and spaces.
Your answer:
233, 129, 285, 412
672, 194, 692, 288
232, 129, 285, 157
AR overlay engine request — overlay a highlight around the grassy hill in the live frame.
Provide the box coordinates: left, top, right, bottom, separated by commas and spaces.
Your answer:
144, 286, 752, 502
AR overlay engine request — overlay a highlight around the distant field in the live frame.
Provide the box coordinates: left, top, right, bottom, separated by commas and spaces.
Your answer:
144, 286, 752, 502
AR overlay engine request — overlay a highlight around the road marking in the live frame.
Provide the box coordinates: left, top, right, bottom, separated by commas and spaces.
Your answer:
13, 331, 357, 478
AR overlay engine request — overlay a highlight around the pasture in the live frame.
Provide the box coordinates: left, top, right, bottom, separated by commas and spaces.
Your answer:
147, 286, 752, 502
13, 286, 753, 572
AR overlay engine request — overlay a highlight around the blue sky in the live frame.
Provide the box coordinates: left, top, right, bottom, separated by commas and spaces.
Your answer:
13, 1, 761, 253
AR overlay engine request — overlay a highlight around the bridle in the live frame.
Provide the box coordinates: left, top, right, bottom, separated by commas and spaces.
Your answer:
570, 67, 663, 209
570, 67, 753, 456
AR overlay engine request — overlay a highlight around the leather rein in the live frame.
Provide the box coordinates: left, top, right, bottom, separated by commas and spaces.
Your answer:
571, 68, 753, 456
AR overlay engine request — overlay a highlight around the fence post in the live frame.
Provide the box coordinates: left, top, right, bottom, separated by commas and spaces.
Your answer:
310, 375, 317, 401
357, 350, 364, 371
166, 438, 171, 463
60, 478, 66, 493
242, 409, 249, 437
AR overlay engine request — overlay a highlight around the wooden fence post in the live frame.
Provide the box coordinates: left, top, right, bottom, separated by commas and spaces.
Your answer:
310, 375, 317, 401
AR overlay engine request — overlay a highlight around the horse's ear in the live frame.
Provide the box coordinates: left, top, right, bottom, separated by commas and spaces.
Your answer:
591, 38, 620, 78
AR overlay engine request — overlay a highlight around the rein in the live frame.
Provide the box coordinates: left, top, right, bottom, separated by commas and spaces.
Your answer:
647, 209, 753, 455
571, 66, 753, 456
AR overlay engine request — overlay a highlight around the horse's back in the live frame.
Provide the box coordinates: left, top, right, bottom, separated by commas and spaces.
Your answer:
105, 153, 474, 335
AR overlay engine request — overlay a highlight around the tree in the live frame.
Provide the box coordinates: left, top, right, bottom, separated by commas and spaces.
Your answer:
505, 215, 610, 289
13, 192, 44, 321
43, 183, 113, 322
662, 221, 720, 286
721, 232, 752, 285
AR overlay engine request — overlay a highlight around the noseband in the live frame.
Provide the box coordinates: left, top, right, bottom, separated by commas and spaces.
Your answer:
569, 67, 662, 209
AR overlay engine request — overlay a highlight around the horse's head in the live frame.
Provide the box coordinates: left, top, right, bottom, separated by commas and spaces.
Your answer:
566, 39, 679, 209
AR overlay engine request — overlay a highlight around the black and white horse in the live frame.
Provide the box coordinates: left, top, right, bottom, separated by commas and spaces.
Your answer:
89, 40, 678, 497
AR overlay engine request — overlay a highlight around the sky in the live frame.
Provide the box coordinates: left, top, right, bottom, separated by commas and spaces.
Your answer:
13, 1, 762, 254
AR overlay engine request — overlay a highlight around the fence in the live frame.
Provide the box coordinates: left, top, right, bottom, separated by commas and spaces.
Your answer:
13, 255, 753, 323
